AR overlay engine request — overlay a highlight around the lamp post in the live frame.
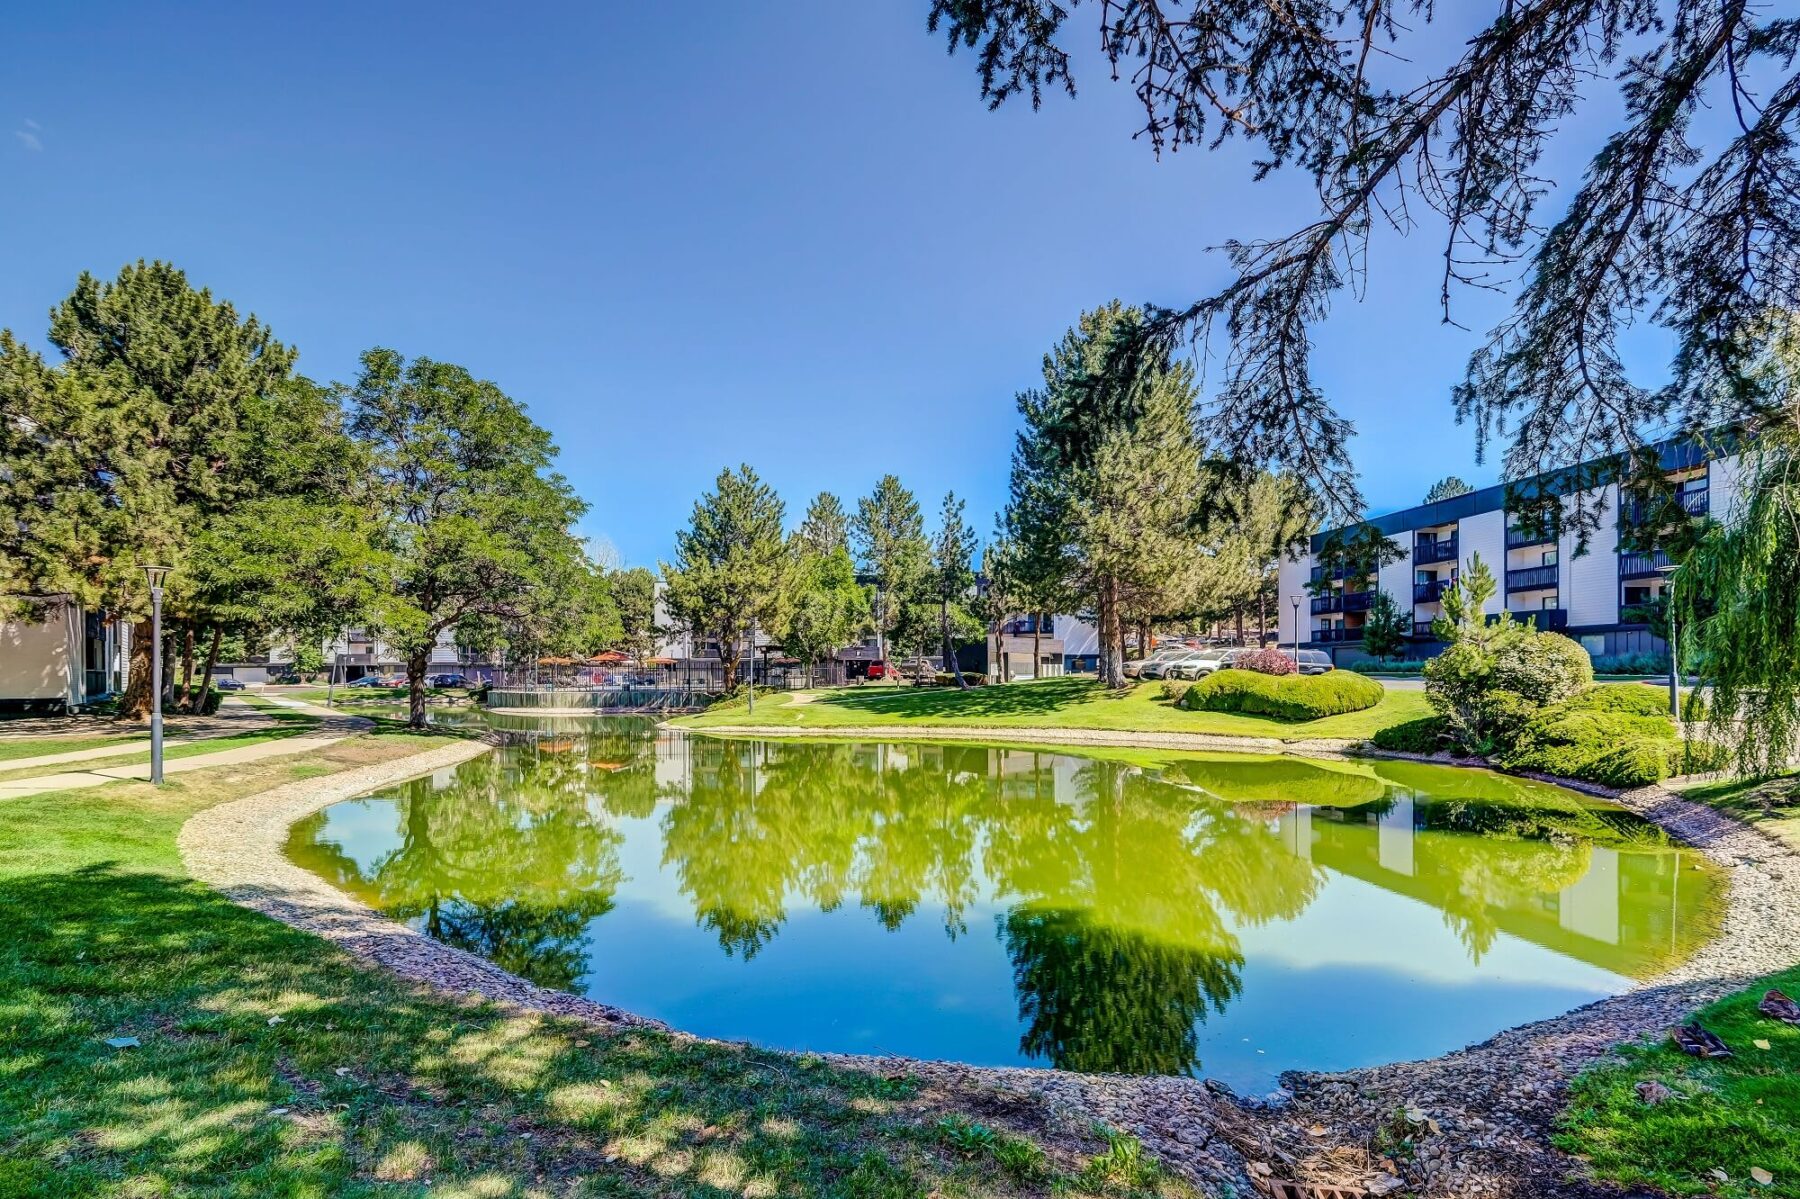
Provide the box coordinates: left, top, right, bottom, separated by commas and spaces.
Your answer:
1290, 594, 1302, 666
141, 565, 171, 785
746, 617, 756, 715
1658, 562, 1683, 720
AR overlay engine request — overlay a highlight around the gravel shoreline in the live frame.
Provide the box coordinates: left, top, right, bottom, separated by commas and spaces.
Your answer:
178, 732, 1800, 1198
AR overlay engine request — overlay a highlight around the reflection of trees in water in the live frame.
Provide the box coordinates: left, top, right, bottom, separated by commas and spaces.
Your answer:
292, 719, 1705, 1070
1003, 908, 1242, 1076
306, 724, 659, 990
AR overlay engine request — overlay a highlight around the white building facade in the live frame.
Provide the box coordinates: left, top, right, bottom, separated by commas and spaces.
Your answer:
0, 598, 129, 712
1277, 436, 1746, 665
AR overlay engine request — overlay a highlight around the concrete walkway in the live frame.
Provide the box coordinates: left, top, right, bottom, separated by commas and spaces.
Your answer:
0, 703, 370, 802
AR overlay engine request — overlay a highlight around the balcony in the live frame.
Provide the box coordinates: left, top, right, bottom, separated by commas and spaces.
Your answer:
1518, 607, 1569, 631
1506, 524, 1556, 550
1414, 536, 1459, 565
1619, 549, 1672, 578
1342, 590, 1374, 613
1414, 578, 1450, 604
1506, 564, 1559, 592
1411, 620, 1439, 640
1313, 627, 1359, 644
1680, 487, 1710, 516
1310, 594, 1342, 615
1309, 562, 1370, 585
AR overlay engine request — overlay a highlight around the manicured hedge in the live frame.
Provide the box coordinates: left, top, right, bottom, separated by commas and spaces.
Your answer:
1179, 669, 1385, 721
1492, 687, 1721, 788
1370, 715, 1451, 754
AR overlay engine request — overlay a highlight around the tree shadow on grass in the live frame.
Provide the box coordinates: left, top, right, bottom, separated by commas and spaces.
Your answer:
814, 677, 1121, 722
0, 864, 1150, 1198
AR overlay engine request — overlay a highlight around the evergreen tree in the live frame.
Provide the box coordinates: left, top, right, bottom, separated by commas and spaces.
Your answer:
851, 475, 929, 663
929, 493, 979, 688
1007, 302, 1207, 686
1425, 476, 1475, 504
0, 262, 304, 718
929, 3, 1800, 534
1361, 590, 1410, 664
661, 466, 788, 691
344, 348, 588, 727
797, 491, 850, 557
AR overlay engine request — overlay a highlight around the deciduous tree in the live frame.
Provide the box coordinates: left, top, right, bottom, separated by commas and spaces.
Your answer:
344, 348, 588, 727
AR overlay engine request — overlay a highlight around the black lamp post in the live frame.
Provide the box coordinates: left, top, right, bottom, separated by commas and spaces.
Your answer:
1290, 594, 1303, 666
1658, 562, 1683, 719
141, 565, 171, 785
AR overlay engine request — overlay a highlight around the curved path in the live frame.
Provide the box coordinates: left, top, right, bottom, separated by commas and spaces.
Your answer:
178, 730, 1800, 1198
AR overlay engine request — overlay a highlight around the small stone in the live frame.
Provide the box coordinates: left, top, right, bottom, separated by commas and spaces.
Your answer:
267, 1107, 290, 1117
267, 1016, 284, 1026
1368, 1174, 1406, 1196
1635, 1080, 1674, 1106
1248, 1161, 1272, 1176
1752, 1167, 1774, 1186
1754, 1038, 1772, 1050
104, 1036, 140, 1049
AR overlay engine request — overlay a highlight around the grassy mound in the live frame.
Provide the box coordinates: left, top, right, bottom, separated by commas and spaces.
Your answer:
1179, 670, 1385, 722
1493, 687, 1719, 789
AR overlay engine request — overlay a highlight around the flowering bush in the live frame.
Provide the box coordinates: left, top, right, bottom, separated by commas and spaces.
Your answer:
1233, 648, 1297, 676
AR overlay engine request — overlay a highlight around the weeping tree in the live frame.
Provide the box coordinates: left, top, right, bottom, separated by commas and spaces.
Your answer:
926, 2, 1800, 535
1680, 318, 1800, 777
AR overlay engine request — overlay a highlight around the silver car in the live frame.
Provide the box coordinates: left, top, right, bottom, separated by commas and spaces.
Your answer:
1165, 648, 1229, 680
1140, 649, 1203, 680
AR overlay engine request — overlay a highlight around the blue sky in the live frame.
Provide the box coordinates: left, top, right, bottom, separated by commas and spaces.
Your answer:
1, 2, 1677, 566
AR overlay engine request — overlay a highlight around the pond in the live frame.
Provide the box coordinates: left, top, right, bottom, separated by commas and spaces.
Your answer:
286, 716, 1723, 1091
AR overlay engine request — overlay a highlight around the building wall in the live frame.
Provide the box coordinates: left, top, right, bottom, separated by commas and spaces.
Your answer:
1276, 553, 1308, 647
1564, 482, 1620, 627
0, 602, 78, 705
1460, 509, 1506, 590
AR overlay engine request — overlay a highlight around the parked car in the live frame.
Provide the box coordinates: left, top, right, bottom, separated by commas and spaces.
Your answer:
1124, 647, 1189, 679
864, 661, 894, 681
1164, 649, 1229, 680
377, 674, 407, 687
213, 677, 246, 691
1141, 650, 1206, 680
1296, 649, 1334, 675
345, 675, 386, 688
426, 673, 470, 688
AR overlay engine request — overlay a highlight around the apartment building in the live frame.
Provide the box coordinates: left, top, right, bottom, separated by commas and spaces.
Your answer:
1276, 436, 1746, 664
0, 597, 129, 712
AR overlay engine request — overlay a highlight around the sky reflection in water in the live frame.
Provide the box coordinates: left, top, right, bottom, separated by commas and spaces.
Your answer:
286, 716, 1723, 1091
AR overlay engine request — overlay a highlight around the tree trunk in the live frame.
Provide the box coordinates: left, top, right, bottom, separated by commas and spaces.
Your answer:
1234, 607, 1245, 646
197, 626, 223, 709
721, 632, 739, 691
874, 593, 887, 665
120, 619, 155, 720
407, 650, 430, 728
1099, 578, 1125, 688
1258, 591, 1267, 647
177, 623, 196, 713
941, 599, 966, 689
1031, 617, 1042, 680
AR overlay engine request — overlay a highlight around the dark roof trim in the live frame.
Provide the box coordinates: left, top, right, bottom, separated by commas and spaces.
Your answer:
1310, 432, 1728, 553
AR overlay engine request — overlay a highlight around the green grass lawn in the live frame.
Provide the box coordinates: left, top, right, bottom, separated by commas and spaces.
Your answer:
0, 732, 1192, 1199
1673, 770, 1800, 852
673, 677, 1433, 742
0, 732, 144, 762
1557, 963, 1800, 1197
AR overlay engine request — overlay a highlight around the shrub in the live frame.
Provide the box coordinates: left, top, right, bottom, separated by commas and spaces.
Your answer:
1159, 678, 1192, 704
1493, 688, 1683, 788
1348, 660, 1424, 674
1425, 627, 1593, 753
1233, 648, 1297, 676
931, 672, 985, 687
1592, 652, 1669, 676
1371, 715, 1451, 754
1180, 670, 1384, 720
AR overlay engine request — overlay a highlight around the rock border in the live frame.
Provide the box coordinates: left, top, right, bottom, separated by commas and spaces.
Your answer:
178, 729, 1800, 1198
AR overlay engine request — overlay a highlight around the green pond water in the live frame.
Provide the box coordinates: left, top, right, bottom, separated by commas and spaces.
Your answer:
286, 715, 1724, 1091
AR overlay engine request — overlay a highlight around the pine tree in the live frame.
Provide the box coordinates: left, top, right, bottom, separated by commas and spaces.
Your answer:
611, 566, 662, 668
851, 475, 929, 663
1425, 476, 1475, 504
929, 493, 978, 688
797, 491, 850, 557
661, 466, 788, 691
1007, 302, 1207, 687
1361, 590, 1410, 664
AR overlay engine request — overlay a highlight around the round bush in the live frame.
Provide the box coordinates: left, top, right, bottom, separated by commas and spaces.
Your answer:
1370, 715, 1450, 754
1491, 631, 1593, 704
1180, 670, 1384, 720
1233, 648, 1297, 676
